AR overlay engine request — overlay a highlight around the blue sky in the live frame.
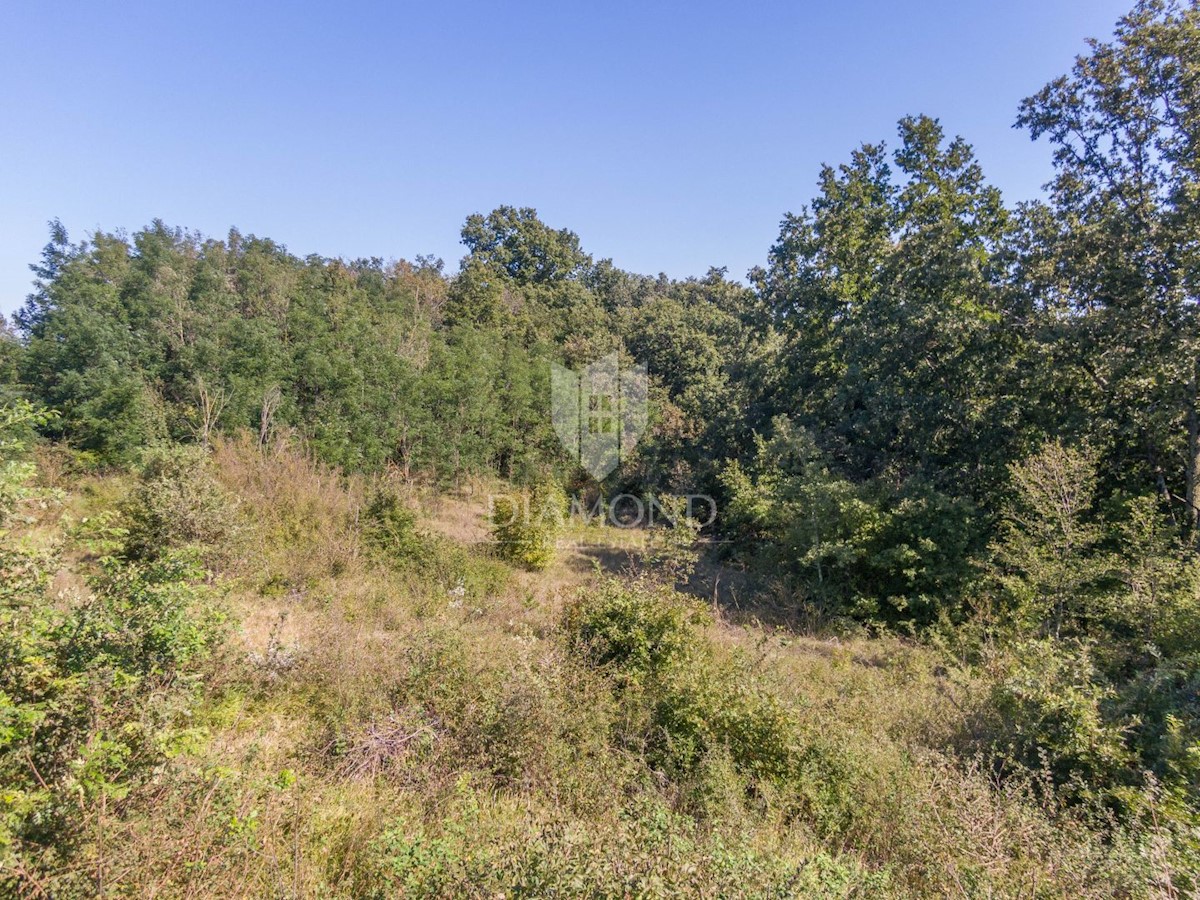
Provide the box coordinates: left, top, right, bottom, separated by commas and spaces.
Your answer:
0, 0, 1131, 316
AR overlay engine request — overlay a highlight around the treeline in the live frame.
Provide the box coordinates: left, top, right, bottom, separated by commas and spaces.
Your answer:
2, 0, 1200, 868
3, 6, 1199, 623
4, 210, 761, 489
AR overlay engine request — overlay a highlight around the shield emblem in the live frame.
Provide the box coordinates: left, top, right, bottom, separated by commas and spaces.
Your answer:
551, 352, 647, 479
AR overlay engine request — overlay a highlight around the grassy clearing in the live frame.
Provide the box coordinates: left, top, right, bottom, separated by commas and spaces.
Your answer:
0, 438, 1169, 897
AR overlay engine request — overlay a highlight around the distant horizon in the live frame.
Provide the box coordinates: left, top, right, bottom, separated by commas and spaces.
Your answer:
0, 0, 1131, 315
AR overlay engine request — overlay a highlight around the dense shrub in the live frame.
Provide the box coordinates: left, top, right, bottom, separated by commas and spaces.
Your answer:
362, 486, 421, 558
0, 401, 55, 530
0, 431, 229, 891
120, 444, 235, 560
0, 545, 223, 889
953, 442, 1200, 885
649, 667, 803, 782
565, 579, 805, 784
965, 639, 1133, 805
720, 418, 979, 629
564, 577, 704, 681
489, 480, 566, 570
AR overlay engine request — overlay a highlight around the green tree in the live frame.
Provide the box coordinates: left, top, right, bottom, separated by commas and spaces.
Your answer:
460, 206, 591, 286
721, 417, 977, 627
1017, 0, 1200, 546
755, 117, 1024, 499
0, 315, 21, 394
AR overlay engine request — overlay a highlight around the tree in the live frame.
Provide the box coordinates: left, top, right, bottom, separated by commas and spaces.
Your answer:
0, 316, 21, 393
1017, 0, 1200, 546
756, 117, 1023, 499
460, 206, 592, 286
720, 417, 978, 627
14, 218, 73, 337
989, 442, 1107, 638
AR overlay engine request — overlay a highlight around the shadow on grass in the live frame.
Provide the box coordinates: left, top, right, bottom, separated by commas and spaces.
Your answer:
567, 536, 822, 635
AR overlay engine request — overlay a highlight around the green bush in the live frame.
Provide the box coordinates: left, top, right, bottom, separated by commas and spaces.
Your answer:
0, 545, 223, 885
120, 444, 234, 560
966, 639, 1133, 807
564, 577, 705, 681
489, 480, 566, 570
565, 579, 804, 784
720, 418, 979, 629
362, 487, 421, 558
648, 668, 803, 782
0, 401, 56, 530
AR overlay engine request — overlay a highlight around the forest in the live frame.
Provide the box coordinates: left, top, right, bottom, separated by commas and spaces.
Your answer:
1, 1, 1199, 896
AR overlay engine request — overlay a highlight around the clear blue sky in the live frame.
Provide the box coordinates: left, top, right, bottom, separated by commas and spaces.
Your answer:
0, 0, 1131, 315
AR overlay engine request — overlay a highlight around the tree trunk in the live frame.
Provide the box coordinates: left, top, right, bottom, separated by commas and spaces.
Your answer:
1188, 371, 1200, 551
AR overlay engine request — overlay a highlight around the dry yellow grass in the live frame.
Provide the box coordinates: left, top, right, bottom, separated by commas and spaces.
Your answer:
10, 439, 1159, 898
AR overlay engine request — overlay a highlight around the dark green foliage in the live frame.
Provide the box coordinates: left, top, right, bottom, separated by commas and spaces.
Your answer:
363, 488, 421, 558
752, 117, 1021, 502
5, 3, 1200, 882
963, 440, 1200, 831
1016, 0, 1200, 537
11, 224, 557, 481
721, 418, 979, 627
460, 205, 591, 286
0, 316, 21, 394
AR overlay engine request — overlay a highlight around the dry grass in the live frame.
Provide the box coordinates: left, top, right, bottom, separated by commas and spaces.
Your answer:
16, 440, 1160, 898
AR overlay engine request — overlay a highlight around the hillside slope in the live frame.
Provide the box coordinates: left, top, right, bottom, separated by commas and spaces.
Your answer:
0, 438, 1167, 898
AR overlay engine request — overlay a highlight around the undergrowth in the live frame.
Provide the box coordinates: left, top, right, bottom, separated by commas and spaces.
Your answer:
0, 433, 1182, 896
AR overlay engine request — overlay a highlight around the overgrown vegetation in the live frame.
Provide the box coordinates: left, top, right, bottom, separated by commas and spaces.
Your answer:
0, 406, 226, 892
489, 481, 566, 570
0, 437, 1170, 895
2, 1, 1200, 894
